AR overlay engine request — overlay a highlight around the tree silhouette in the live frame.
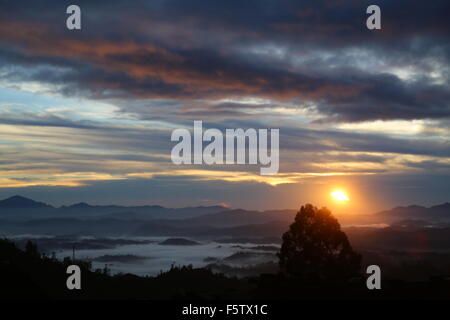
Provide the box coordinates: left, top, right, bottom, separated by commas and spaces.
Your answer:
25, 240, 39, 258
278, 204, 361, 281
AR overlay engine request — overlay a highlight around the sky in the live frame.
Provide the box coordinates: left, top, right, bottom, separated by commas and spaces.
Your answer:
0, 0, 449, 213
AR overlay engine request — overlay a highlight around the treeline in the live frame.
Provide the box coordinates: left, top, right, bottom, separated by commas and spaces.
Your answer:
2, 238, 450, 300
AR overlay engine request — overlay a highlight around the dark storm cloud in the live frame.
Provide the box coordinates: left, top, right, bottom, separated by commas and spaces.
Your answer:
0, 0, 449, 122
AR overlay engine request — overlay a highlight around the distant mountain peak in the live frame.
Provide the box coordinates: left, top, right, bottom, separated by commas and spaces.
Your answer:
139, 204, 164, 209
390, 204, 425, 211
68, 202, 92, 208
431, 202, 450, 208
378, 202, 450, 221
0, 195, 52, 208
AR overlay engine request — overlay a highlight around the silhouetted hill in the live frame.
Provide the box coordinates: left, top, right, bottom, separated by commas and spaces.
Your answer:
182, 209, 297, 227
159, 238, 200, 245
346, 226, 450, 250
0, 195, 229, 220
2, 238, 450, 300
59, 201, 230, 219
377, 203, 450, 221
430, 202, 450, 214
65, 202, 92, 209
134, 219, 289, 239
0, 195, 52, 208
2, 196, 450, 241
0, 238, 249, 300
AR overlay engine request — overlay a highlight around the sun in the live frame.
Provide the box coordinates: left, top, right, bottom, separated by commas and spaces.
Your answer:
331, 190, 350, 202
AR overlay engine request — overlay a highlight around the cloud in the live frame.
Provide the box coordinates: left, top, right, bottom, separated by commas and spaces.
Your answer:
0, 0, 449, 122
0, 0, 449, 209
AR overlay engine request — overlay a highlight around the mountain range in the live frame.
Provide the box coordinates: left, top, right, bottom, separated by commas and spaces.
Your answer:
0, 195, 52, 208
2, 195, 449, 221
378, 203, 450, 221
1, 195, 449, 239
0, 195, 230, 220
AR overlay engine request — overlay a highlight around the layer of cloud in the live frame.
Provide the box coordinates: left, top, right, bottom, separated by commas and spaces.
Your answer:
0, 0, 449, 122
0, 0, 449, 209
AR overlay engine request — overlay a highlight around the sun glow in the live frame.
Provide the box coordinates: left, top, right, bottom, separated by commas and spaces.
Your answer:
331, 190, 350, 202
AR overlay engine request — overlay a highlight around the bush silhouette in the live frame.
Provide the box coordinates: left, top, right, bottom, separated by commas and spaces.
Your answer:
278, 204, 361, 281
